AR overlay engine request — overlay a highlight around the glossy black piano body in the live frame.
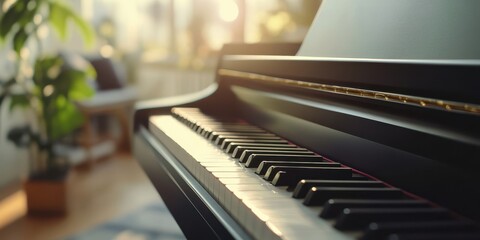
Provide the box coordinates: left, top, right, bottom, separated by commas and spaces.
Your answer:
133, 43, 480, 239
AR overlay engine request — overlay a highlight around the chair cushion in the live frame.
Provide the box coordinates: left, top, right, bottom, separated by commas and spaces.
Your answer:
89, 57, 124, 90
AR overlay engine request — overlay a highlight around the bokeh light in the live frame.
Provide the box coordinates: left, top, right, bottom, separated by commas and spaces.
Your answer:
219, 0, 239, 22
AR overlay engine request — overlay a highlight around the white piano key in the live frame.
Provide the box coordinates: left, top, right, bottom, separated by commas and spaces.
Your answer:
232, 190, 286, 231
211, 172, 258, 202
198, 162, 241, 180
212, 172, 258, 190
220, 177, 264, 185
200, 161, 239, 167
219, 178, 266, 202
207, 166, 246, 172
215, 178, 266, 209
206, 167, 245, 199
224, 184, 282, 217
195, 160, 235, 183
245, 199, 352, 240
238, 188, 287, 229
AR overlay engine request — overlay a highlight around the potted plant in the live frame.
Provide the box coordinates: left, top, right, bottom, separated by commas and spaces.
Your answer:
0, 0, 95, 214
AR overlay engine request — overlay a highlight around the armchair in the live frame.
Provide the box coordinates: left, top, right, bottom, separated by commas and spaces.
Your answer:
75, 57, 137, 164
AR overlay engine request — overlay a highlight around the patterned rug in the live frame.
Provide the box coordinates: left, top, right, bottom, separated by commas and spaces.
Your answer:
67, 202, 185, 240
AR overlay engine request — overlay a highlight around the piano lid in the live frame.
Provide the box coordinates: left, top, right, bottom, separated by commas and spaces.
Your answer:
297, 0, 480, 60
220, 0, 480, 110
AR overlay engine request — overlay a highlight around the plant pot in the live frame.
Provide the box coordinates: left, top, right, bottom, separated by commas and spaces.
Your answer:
23, 169, 72, 215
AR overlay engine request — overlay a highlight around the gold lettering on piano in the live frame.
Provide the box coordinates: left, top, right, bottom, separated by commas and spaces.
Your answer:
219, 69, 480, 116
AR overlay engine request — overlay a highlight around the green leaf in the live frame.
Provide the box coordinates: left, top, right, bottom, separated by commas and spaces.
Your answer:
13, 28, 29, 55
0, 1, 24, 39
53, 67, 94, 100
33, 56, 63, 85
0, 0, 39, 43
48, 1, 69, 40
85, 64, 96, 79
9, 93, 30, 110
50, 70, 75, 97
69, 12, 95, 47
49, 95, 84, 140
69, 76, 94, 100
47, 0, 95, 46
17, 0, 39, 27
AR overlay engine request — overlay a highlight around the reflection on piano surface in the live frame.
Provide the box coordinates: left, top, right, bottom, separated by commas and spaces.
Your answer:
134, 1, 480, 239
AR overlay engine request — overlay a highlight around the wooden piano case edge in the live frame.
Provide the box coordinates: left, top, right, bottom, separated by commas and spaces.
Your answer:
135, 127, 251, 240
133, 82, 220, 131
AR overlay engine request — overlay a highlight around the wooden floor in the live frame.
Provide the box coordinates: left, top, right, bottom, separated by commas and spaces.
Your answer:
0, 154, 162, 240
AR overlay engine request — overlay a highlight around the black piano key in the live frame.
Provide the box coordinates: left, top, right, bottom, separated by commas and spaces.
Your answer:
196, 123, 256, 130
271, 167, 352, 187
203, 127, 267, 138
213, 133, 278, 144
351, 173, 369, 180
226, 143, 295, 154
231, 146, 304, 158
245, 154, 324, 167
240, 150, 315, 163
209, 131, 275, 141
334, 208, 452, 231
221, 139, 289, 151
256, 161, 341, 175
215, 135, 282, 146
194, 123, 217, 132
194, 122, 239, 129
200, 124, 261, 130
180, 114, 215, 120
321, 199, 430, 219
362, 221, 479, 240
292, 180, 385, 199
189, 118, 228, 123
206, 129, 258, 140
187, 121, 196, 128
386, 232, 480, 240
264, 166, 345, 181
201, 127, 264, 137
303, 187, 405, 206
192, 121, 224, 126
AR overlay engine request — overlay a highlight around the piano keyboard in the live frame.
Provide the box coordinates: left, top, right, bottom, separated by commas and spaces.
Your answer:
149, 107, 480, 240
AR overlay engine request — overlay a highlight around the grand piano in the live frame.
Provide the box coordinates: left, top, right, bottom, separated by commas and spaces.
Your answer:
133, 1, 480, 239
